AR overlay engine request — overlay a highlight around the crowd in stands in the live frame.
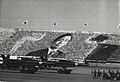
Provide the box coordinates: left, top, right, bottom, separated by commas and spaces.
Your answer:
1, 29, 120, 61
86, 44, 119, 62
91, 69, 120, 80
0, 30, 93, 59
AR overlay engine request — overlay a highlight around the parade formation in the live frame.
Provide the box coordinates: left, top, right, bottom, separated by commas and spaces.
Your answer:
91, 69, 120, 81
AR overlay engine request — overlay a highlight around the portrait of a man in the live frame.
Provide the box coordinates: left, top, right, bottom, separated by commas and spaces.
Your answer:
26, 33, 73, 61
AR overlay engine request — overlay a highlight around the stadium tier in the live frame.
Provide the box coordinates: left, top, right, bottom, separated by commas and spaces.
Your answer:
85, 43, 119, 64
1, 28, 120, 62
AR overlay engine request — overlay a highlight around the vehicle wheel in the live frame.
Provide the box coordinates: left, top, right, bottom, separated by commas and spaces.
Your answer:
19, 66, 25, 73
57, 69, 62, 73
30, 70, 35, 74
18, 66, 23, 71
1, 64, 4, 70
26, 69, 35, 74
57, 69, 72, 74
63, 69, 72, 74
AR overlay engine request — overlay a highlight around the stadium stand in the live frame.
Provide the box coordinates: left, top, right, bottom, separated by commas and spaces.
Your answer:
85, 43, 119, 63
1, 28, 120, 63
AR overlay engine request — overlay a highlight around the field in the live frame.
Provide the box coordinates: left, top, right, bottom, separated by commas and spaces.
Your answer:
0, 66, 119, 82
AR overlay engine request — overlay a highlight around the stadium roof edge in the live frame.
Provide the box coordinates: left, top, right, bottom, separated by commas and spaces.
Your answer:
80, 31, 114, 35
51, 30, 76, 33
1, 27, 120, 35
0, 27, 15, 33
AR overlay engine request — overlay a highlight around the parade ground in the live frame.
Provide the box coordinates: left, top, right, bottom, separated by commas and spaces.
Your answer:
0, 66, 120, 82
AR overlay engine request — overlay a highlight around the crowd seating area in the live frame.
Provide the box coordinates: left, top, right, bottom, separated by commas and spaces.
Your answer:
86, 44, 119, 62
0, 28, 120, 61
0, 29, 93, 59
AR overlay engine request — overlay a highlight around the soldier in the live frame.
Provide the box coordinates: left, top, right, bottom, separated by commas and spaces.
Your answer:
115, 70, 120, 80
97, 69, 102, 79
111, 71, 115, 80
108, 69, 112, 80
93, 69, 97, 79
91, 69, 94, 79
102, 70, 107, 80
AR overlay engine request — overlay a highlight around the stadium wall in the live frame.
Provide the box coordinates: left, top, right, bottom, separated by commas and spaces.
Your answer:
89, 63, 120, 68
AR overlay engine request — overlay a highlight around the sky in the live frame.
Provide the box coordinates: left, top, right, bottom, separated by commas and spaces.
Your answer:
0, 0, 119, 33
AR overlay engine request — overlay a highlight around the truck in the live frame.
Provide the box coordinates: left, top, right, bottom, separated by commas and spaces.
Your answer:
1, 55, 76, 74
38, 58, 76, 74
1, 55, 39, 74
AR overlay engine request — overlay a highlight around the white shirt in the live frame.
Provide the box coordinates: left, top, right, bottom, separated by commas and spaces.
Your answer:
48, 47, 58, 56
